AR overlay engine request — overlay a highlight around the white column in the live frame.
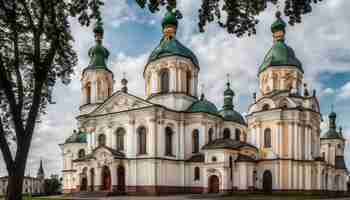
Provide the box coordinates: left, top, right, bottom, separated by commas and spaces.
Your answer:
274, 125, 278, 154
151, 72, 158, 94
278, 122, 283, 157
256, 125, 261, 149
111, 165, 117, 187
126, 120, 135, 157
87, 133, 91, 153
294, 123, 298, 159
178, 121, 185, 159
170, 68, 176, 92
298, 124, 302, 160
288, 123, 293, 158
148, 118, 156, 157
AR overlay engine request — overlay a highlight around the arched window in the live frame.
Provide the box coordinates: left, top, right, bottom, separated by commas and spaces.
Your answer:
138, 126, 147, 154
192, 130, 199, 153
78, 149, 85, 158
264, 128, 271, 148
98, 134, 106, 146
208, 128, 214, 143
186, 71, 192, 95
262, 104, 270, 111
86, 82, 91, 104
223, 128, 231, 139
108, 87, 112, 96
160, 69, 169, 93
165, 127, 173, 156
194, 167, 200, 181
235, 129, 241, 141
116, 128, 125, 151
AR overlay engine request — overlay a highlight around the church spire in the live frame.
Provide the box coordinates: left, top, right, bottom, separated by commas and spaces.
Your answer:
87, 15, 110, 69
329, 104, 337, 130
223, 74, 235, 110
37, 159, 45, 179
162, 8, 178, 40
271, 11, 287, 42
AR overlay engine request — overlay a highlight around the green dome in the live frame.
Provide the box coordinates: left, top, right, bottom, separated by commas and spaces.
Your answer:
87, 42, 110, 69
147, 37, 199, 68
322, 129, 343, 140
259, 40, 303, 74
271, 11, 286, 33
65, 130, 87, 144
224, 83, 235, 96
162, 10, 178, 28
188, 95, 218, 115
218, 109, 246, 125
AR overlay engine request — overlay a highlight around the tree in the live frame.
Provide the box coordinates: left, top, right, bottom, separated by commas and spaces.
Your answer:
136, 0, 324, 37
0, 1, 104, 199
0, 0, 324, 200
44, 175, 62, 195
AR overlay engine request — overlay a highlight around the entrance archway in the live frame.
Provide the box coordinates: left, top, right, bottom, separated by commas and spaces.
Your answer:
90, 168, 95, 191
80, 168, 88, 191
101, 166, 111, 191
117, 165, 126, 192
81, 177, 88, 191
262, 170, 272, 193
208, 175, 220, 193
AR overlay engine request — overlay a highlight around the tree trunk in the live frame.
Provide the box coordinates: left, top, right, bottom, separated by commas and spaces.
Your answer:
5, 139, 31, 200
6, 170, 25, 200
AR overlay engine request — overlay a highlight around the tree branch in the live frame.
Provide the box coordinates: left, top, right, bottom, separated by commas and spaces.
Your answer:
0, 118, 14, 173
18, 0, 36, 30
0, 55, 25, 140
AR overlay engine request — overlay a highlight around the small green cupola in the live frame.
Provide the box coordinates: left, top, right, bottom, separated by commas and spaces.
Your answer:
223, 82, 235, 110
187, 93, 218, 115
162, 9, 178, 29
218, 81, 246, 125
85, 16, 110, 71
258, 11, 303, 75
322, 107, 344, 140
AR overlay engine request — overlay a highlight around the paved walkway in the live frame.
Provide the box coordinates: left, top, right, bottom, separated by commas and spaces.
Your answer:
53, 194, 350, 200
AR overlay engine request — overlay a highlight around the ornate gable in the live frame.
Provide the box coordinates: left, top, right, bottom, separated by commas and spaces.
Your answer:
88, 91, 154, 116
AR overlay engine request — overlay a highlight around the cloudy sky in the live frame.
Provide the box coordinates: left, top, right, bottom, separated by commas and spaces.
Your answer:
1, 0, 350, 177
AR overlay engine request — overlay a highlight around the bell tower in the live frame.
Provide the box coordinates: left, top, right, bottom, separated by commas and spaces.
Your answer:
80, 16, 114, 115
258, 11, 303, 96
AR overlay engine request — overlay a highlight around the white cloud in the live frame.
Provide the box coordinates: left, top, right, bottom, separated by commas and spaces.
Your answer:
337, 82, 350, 100
321, 88, 335, 96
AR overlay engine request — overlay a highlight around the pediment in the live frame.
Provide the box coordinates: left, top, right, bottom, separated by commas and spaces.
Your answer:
89, 92, 154, 116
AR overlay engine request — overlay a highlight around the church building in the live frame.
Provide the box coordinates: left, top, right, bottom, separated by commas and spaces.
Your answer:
60, 10, 348, 195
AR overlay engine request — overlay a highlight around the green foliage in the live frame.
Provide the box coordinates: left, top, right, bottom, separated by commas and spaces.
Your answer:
136, 0, 324, 37
44, 177, 61, 195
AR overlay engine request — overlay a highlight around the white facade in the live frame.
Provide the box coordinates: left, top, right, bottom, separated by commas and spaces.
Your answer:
61, 11, 348, 195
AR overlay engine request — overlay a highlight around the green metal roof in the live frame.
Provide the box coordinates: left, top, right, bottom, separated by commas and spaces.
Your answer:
187, 95, 218, 115
146, 10, 199, 68
65, 130, 87, 144
259, 40, 303, 74
218, 109, 246, 125
87, 42, 110, 69
147, 37, 199, 68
